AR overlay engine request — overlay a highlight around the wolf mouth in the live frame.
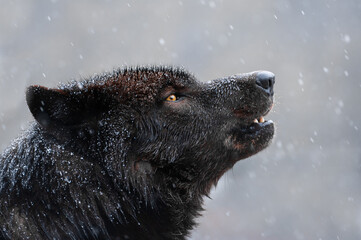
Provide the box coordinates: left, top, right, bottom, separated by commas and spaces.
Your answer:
226, 110, 274, 161
241, 101, 274, 134
247, 119, 274, 132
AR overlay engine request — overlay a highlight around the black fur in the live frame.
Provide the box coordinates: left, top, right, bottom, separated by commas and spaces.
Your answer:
0, 66, 275, 239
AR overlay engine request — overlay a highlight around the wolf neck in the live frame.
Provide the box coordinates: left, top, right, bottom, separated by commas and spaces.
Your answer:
0, 125, 201, 239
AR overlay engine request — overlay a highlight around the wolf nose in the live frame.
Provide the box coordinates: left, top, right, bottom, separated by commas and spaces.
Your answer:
255, 71, 275, 96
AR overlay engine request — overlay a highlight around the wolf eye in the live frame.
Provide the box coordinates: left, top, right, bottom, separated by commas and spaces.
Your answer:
166, 94, 177, 101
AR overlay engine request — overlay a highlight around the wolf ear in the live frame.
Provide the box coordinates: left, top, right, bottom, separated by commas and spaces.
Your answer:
26, 85, 102, 132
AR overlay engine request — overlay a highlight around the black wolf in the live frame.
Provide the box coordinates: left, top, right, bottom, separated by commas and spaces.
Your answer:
0, 67, 275, 239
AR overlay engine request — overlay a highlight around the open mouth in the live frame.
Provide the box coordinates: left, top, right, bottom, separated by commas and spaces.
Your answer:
233, 102, 274, 128
229, 101, 275, 156
230, 108, 274, 139
227, 116, 274, 161
244, 116, 273, 134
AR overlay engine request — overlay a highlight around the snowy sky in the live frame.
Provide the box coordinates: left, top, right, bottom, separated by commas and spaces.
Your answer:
0, 1, 361, 239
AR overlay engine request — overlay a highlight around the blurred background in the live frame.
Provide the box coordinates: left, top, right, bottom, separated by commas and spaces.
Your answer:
1, 0, 360, 239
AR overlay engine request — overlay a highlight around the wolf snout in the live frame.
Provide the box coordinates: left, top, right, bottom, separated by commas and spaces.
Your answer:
255, 71, 275, 96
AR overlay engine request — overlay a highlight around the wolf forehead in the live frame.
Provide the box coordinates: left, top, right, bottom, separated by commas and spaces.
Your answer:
60, 66, 198, 103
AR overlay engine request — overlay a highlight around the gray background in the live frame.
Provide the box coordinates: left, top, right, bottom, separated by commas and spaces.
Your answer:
1, 0, 361, 239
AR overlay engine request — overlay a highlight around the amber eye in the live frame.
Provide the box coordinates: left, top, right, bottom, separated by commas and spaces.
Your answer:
166, 94, 177, 101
